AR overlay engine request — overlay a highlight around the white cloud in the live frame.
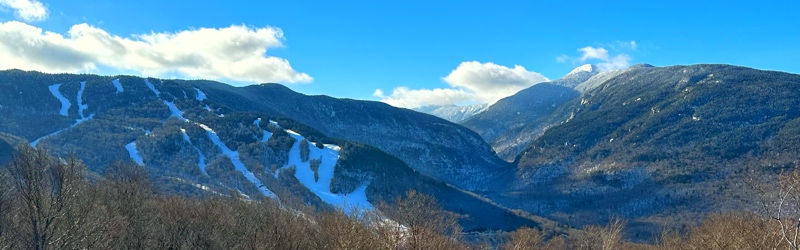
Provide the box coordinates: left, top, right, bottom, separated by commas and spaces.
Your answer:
0, 0, 48, 21
375, 61, 549, 108
598, 54, 632, 71
0, 21, 312, 85
578, 46, 609, 62
374, 87, 475, 108
558, 41, 636, 71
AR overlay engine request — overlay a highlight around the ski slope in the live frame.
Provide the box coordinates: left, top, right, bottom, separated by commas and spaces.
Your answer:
273, 121, 374, 213
181, 128, 208, 175
200, 123, 278, 198
195, 87, 207, 101
112, 79, 124, 93
48, 84, 70, 116
126, 142, 145, 166
77, 81, 88, 119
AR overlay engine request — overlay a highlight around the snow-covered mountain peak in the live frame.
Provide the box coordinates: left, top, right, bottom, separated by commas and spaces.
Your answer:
413, 103, 488, 123
567, 64, 598, 76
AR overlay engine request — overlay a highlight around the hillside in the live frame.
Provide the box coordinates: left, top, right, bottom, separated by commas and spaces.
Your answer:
0, 70, 534, 231
187, 81, 513, 192
502, 64, 800, 237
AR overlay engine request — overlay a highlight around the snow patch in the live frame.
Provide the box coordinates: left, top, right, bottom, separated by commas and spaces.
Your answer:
77, 81, 88, 119
144, 79, 160, 96
164, 101, 187, 121
195, 88, 207, 101
112, 79, 124, 93
48, 84, 70, 116
125, 142, 145, 166
254, 118, 273, 142
199, 124, 277, 198
204, 105, 212, 112
279, 128, 374, 213
181, 129, 208, 175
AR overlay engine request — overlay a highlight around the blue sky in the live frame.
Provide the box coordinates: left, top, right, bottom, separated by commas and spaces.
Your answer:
1, 0, 798, 107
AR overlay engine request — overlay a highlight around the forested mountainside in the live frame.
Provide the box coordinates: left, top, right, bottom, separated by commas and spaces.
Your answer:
4, 64, 800, 241
493, 64, 800, 238
0, 70, 534, 231
462, 64, 654, 161
186, 80, 513, 192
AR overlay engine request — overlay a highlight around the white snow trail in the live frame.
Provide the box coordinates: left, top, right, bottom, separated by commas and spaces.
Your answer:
33, 81, 95, 146
280, 129, 374, 213
254, 118, 273, 142
195, 88, 207, 101
164, 101, 187, 121
199, 124, 278, 198
77, 81, 88, 119
125, 142, 145, 166
144, 79, 160, 96
181, 128, 208, 175
112, 79, 124, 93
48, 84, 70, 116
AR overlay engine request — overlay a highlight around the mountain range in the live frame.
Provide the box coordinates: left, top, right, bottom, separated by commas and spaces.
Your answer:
1, 63, 799, 239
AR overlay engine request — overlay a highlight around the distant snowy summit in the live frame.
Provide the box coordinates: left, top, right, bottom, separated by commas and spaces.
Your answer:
413, 103, 489, 123
552, 64, 601, 88
567, 64, 599, 76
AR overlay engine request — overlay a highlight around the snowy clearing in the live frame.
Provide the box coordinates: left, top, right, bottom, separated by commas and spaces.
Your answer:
144, 79, 160, 96
164, 101, 187, 121
112, 79, 124, 93
195, 87, 207, 101
254, 118, 273, 142
199, 123, 278, 198
125, 141, 145, 166
77, 81, 88, 119
281, 128, 374, 213
48, 84, 70, 116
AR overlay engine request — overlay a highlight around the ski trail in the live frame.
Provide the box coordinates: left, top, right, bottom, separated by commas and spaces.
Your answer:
275, 124, 374, 213
33, 81, 95, 146
48, 84, 70, 116
112, 79, 124, 93
139, 79, 277, 199
144, 79, 160, 96
254, 118, 273, 142
125, 141, 145, 166
195, 88, 207, 101
164, 101, 187, 121
199, 123, 278, 198
181, 128, 208, 175
77, 81, 88, 119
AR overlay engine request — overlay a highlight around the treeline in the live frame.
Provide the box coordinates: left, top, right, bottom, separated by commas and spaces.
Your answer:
2, 145, 800, 249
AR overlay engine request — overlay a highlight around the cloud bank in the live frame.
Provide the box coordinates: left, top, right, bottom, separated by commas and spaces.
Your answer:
0, 0, 48, 21
375, 61, 548, 108
0, 21, 312, 85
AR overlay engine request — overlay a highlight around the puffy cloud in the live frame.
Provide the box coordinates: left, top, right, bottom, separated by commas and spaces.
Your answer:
0, 21, 312, 85
443, 61, 549, 103
0, 0, 48, 21
373, 87, 475, 108
578, 46, 609, 62
558, 41, 636, 71
375, 61, 549, 108
598, 54, 632, 71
